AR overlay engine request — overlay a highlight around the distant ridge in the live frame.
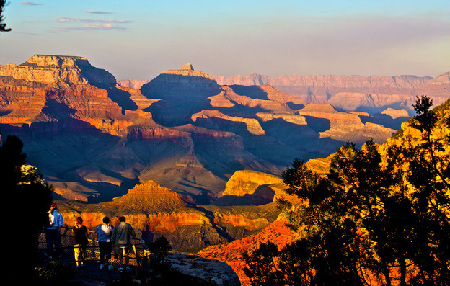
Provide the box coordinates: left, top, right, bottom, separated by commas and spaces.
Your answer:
214, 72, 450, 112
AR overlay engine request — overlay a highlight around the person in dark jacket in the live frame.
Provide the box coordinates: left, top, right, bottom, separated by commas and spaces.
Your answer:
73, 217, 89, 268
111, 216, 136, 271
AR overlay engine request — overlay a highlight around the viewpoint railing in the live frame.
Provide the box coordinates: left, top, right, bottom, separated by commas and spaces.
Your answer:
38, 226, 149, 267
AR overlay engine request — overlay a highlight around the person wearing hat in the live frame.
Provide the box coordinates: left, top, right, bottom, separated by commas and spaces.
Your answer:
46, 203, 63, 259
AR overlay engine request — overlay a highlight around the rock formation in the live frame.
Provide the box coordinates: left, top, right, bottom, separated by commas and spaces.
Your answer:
381, 108, 411, 119
222, 170, 283, 197
1, 55, 444, 202
429, 71, 450, 85
57, 173, 285, 252
117, 79, 150, 90
297, 103, 395, 143
0, 55, 140, 137
140, 63, 221, 127
0, 55, 116, 86
192, 110, 265, 136
166, 253, 241, 286
108, 180, 186, 213
256, 112, 307, 125
197, 219, 296, 286
214, 72, 450, 114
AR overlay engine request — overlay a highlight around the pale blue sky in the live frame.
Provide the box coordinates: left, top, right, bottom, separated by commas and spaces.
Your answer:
1, 0, 449, 80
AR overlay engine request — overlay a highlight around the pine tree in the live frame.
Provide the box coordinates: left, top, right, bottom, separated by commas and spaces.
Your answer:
0, 0, 11, 32
1, 135, 52, 282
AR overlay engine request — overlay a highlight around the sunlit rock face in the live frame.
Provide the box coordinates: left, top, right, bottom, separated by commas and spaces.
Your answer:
197, 219, 296, 286
0, 55, 134, 136
58, 178, 282, 253
0, 55, 116, 87
1, 55, 443, 202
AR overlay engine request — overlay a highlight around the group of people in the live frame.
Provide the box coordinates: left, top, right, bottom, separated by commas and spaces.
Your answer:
46, 203, 138, 271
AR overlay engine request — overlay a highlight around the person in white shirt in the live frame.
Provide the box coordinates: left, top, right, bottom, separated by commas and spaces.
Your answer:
96, 216, 114, 270
45, 203, 63, 259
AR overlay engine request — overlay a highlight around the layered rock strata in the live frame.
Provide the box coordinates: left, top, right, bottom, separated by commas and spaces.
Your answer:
0, 56, 436, 201
192, 110, 265, 135
215, 73, 450, 113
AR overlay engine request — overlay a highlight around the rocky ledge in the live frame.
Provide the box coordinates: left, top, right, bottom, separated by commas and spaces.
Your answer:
167, 253, 241, 286
0, 54, 117, 87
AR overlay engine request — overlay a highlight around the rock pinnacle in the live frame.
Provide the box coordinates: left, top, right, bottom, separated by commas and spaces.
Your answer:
181, 63, 194, 71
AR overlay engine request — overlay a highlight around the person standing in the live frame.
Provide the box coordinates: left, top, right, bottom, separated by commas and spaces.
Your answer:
111, 216, 136, 271
96, 216, 114, 270
73, 217, 88, 268
46, 203, 63, 259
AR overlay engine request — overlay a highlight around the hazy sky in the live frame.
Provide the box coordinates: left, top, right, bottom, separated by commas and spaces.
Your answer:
1, 0, 450, 80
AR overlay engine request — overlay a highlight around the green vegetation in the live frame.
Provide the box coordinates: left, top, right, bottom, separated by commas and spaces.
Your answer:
1, 135, 53, 282
201, 203, 280, 221
148, 236, 172, 263
244, 96, 450, 286
34, 262, 74, 285
0, 0, 11, 32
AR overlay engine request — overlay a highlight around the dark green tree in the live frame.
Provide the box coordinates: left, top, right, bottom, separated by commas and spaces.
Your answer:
394, 96, 450, 284
243, 242, 282, 286
279, 142, 386, 285
148, 235, 172, 264
1, 135, 53, 282
0, 0, 11, 32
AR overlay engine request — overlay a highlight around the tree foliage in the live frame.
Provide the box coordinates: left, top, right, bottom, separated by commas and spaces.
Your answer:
244, 95, 450, 285
0, 0, 11, 32
1, 135, 53, 281
243, 242, 282, 286
148, 235, 172, 263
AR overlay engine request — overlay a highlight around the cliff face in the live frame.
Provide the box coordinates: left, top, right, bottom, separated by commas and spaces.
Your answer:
223, 170, 283, 197
0, 56, 440, 202
0, 55, 116, 87
109, 180, 186, 213
215, 74, 431, 90
0, 55, 136, 136
192, 110, 265, 136
58, 176, 283, 253
197, 219, 296, 286
213, 170, 301, 207
214, 73, 450, 114
141, 63, 221, 127
0, 76, 47, 125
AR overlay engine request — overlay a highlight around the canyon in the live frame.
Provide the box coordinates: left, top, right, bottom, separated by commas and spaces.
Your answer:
196, 97, 450, 286
1, 55, 449, 202
2, 55, 450, 285
57, 176, 283, 253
